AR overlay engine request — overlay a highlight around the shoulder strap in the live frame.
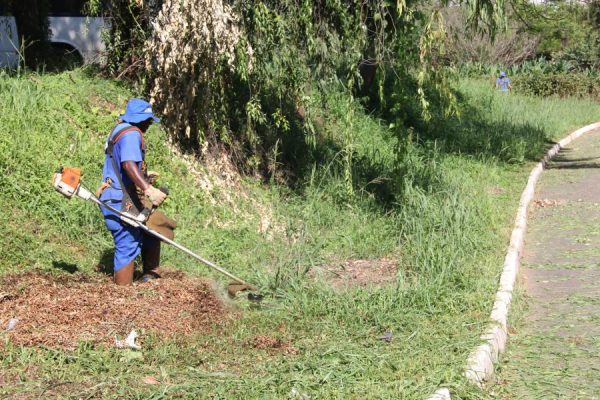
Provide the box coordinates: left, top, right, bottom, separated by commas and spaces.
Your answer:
105, 124, 145, 155
104, 124, 145, 216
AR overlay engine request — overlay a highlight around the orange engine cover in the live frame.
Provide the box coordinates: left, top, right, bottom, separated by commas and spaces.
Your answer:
61, 167, 81, 189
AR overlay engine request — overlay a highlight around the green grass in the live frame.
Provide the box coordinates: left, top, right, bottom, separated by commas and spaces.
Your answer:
0, 69, 599, 398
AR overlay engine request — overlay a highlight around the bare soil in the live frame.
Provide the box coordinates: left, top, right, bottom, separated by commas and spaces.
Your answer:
313, 258, 398, 289
0, 269, 228, 350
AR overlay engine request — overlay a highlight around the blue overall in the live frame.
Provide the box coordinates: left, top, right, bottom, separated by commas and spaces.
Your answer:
100, 123, 158, 271
496, 77, 510, 91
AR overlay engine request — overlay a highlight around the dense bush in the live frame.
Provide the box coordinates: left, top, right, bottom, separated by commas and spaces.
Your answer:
450, 56, 600, 100
446, 0, 600, 101
513, 72, 600, 100
442, 6, 539, 67
499, 0, 600, 70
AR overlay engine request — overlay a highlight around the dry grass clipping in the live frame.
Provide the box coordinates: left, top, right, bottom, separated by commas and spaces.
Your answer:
0, 270, 227, 349
146, 0, 251, 140
313, 258, 398, 289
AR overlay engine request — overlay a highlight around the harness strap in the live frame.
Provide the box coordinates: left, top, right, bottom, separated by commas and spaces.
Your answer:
105, 125, 145, 158
95, 178, 112, 198
105, 124, 146, 216
107, 126, 145, 154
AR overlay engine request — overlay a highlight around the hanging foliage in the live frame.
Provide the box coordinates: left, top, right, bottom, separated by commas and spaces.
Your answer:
144, 0, 248, 149
90, 0, 506, 170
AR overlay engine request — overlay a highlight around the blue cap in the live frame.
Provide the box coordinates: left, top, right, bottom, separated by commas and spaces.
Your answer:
119, 98, 160, 124
500, 71, 506, 77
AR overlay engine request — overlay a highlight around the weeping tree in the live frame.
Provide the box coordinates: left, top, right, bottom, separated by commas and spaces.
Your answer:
442, 6, 539, 67
88, 0, 506, 172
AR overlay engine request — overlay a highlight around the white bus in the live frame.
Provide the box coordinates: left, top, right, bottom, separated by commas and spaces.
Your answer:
0, 0, 106, 68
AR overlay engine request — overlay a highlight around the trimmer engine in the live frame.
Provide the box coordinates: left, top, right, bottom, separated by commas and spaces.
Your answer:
52, 167, 93, 200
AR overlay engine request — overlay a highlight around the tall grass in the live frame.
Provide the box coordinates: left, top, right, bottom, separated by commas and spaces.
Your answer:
0, 69, 598, 399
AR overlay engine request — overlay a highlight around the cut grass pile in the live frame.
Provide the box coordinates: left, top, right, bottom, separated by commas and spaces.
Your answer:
0, 68, 599, 398
0, 270, 225, 349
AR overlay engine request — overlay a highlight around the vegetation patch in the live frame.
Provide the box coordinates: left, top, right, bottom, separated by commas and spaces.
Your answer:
247, 334, 299, 355
312, 258, 398, 289
0, 68, 599, 398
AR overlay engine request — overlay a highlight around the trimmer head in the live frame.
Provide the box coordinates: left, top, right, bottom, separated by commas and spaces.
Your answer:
227, 282, 252, 297
227, 282, 261, 301
247, 292, 264, 302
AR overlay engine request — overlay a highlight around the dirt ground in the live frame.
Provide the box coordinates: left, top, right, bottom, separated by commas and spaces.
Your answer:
311, 258, 398, 288
494, 129, 600, 398
0, 269, 228, 349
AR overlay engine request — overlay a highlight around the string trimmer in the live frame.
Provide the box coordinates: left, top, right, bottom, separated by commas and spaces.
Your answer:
52, 167, 257, 296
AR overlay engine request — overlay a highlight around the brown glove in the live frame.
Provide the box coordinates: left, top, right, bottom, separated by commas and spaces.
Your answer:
144, 185, 167, 207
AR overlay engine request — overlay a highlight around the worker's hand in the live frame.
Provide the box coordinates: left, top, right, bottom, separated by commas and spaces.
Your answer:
147, 170, 160, 184
144, 185, 167, 207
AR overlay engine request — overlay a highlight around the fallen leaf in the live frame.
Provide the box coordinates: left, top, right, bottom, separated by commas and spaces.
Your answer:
143, 376, 161, 385
377, 330, 393, 342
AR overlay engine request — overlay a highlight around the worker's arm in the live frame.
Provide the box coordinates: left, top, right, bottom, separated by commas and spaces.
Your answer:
122, 160, 149, 191
123, 161, 166, 206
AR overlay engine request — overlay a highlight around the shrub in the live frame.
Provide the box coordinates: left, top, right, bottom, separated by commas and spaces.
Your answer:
513, 72, 600, 100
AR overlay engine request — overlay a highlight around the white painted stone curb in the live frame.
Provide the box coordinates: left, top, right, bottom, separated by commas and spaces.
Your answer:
428, 388, 451, 399
426, 122, 600, 399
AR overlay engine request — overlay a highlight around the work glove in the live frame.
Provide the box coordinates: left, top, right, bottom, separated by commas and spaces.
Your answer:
144, 185, 167, 207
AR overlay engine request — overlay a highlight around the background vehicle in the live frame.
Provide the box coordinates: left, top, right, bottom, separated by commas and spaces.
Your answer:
0, 1, 106, 68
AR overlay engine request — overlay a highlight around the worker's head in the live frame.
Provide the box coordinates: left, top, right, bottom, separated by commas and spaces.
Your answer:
499, 71, 507, 78
120, 98, 160, 132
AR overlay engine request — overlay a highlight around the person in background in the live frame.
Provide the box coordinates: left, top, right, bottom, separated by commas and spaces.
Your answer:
495, 71, 512, 92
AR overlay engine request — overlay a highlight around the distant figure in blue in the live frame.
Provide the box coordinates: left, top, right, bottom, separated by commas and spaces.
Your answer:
495, 71, 512, 92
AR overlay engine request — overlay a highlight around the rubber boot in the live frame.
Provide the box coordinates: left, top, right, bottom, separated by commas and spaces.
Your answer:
114, 261, 135, 286
141, 244, 161, 282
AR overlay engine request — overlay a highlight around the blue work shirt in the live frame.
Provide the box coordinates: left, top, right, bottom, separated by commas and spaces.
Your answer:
496, 77, 510, 91
99, 122, 151, 271
100, 122, 145, 203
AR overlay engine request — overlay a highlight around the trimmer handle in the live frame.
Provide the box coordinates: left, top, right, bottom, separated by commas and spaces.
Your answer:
139, 186, 169, 221
139, 207, 153, 221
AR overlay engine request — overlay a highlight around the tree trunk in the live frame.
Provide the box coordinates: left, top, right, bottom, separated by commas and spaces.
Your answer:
9, 0, 50, 68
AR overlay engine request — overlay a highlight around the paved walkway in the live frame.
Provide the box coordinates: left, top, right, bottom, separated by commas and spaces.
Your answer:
496, 130, 600, 399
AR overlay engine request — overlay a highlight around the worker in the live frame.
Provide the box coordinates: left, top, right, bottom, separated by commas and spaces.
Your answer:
495, 71, 512, 92
97, 98, 176, 285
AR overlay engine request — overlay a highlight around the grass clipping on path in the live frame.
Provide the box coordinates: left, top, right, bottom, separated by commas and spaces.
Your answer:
0, 271, 226, 349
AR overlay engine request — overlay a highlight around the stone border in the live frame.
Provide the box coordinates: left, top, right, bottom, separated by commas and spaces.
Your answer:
426, 122, 600, 399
